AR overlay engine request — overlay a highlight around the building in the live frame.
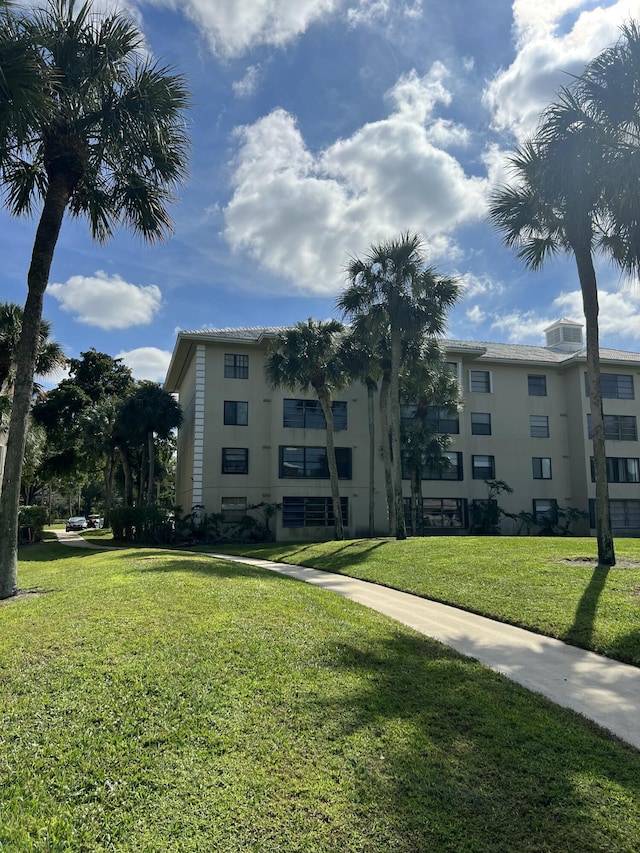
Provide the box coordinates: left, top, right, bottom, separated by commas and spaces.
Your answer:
164, 318, 640, 540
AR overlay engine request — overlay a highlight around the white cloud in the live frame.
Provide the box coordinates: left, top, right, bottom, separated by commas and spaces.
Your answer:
466, 305, 486, 325
140, 0, 340, 59
223, 66, 488, 295
484, 1, 638, 140
116, 346, 173, 382
48, 271, 163, 330
459, 272, 504, 299
232, 65, 261, 98
487, 281, 640, 346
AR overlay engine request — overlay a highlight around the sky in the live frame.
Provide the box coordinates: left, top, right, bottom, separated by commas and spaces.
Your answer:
4, 0, 640, 384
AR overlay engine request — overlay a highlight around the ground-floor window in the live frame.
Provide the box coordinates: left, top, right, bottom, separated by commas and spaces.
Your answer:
282, 496, 348, 527
403, 497, 466, 532
221, 497, 247, 522
591, 498, 640, 529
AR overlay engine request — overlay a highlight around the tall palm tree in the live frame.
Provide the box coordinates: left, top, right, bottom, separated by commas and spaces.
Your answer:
489, 101, 617, 564
340, 325, 381, 537
339, 232, 460, 540
265, 319, 349, 541
0, 0, 190, 599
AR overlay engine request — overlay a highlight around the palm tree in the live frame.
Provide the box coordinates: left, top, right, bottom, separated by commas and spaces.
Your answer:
340, 325, 381, 537
0, 0, 190, 599
400, 352, 460, 535
339, 232, 460, 540
116, 382, 183, 507
488, 101, 617, 564
0, 302, 65, 397
265, 319, 349, 541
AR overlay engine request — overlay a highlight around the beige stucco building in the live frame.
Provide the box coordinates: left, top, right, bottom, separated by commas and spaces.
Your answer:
164, 319, 640, 540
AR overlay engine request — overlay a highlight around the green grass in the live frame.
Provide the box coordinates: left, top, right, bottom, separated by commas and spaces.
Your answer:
2, 542, 640, 851
214, 537, 640, 666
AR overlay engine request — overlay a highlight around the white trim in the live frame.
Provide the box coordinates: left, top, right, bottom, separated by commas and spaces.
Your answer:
192, 345, 206, 506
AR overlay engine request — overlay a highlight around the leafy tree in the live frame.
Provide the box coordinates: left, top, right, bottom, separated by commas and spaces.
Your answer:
339, 232, 460, 540
0, 0, 190, 598
32, 350, 135, 527
116, 381, 182, 506
265, 319, 349, 541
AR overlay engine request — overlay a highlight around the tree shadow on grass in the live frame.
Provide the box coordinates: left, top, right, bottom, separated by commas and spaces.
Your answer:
304, 630, 640, 851
565, 564, 610, 650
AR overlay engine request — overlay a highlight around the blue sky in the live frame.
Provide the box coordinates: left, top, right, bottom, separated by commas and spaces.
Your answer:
4, 0, 640, 383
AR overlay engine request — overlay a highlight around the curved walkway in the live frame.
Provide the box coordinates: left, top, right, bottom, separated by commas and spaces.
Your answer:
52, 532, 640, 750
210, 552, 640, 751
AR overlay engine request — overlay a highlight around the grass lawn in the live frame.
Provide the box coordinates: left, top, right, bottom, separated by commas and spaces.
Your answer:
216, 537, 640, 666
1, 542, 640, 851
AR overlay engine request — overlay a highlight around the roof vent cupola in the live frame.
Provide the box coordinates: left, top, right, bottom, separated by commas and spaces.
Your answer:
544, 318, 584, 353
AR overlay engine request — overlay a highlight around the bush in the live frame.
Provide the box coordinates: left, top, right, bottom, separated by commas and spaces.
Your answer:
18, 505, 48, 543
110, 506, 174, 545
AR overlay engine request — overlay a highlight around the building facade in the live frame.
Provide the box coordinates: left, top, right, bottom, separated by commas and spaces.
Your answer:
164, 319, 640, 540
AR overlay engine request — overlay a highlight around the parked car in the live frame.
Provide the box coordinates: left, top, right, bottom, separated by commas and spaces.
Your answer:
87, 514, 103, 529
66, 516, 88, 532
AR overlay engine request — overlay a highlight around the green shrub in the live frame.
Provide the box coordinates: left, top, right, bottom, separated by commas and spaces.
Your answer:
110, 506, 174, 545
18, 505, 48, 543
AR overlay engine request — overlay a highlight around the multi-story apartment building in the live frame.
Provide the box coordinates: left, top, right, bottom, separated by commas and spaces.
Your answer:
164, 318, 640, 540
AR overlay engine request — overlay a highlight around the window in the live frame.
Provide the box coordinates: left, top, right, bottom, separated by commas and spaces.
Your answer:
425, 406, 460, 435
282, 399, 347, 430
470, 369, 492, 393
471, 412, 491, 435
224, 401, 248, 425
530, 415, 549, 438
472, 454, 495, 479
282, 496, 348, 527
402, 450, 463, 480
221, 497, 247, 522
221, 448, 248, 474
585, 372, 634, 400
609, 499, 640, 529
404, 497, 466, 532
533, 499, 558, 525
279, 446, 352, 479
532, 457, 552, 479
590, 457, 640, 483
528, 375, 547, 396
224, 353, 248, 379
587, 414, 638, 441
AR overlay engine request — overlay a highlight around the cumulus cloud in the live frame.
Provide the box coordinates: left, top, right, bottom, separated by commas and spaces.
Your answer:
484, 0, 638, 140
116, 347, 173, 382
223, 65, 488, 295
48, 271, 162, 330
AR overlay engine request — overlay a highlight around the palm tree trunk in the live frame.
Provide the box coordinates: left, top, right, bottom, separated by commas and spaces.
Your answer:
574, 245, 615, 566
146, 430, 155, 506
410, 465, 420, 536
366, 378, 375, 537
317, 388, 344, 540
103, 450, 116, 528
118, 445, 133, 507
0, 177, 69, 599
378, 369, 395, 535
389, 328, 407, 540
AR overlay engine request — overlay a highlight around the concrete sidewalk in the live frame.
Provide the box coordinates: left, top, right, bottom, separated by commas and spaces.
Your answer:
210, 552, 640, 751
